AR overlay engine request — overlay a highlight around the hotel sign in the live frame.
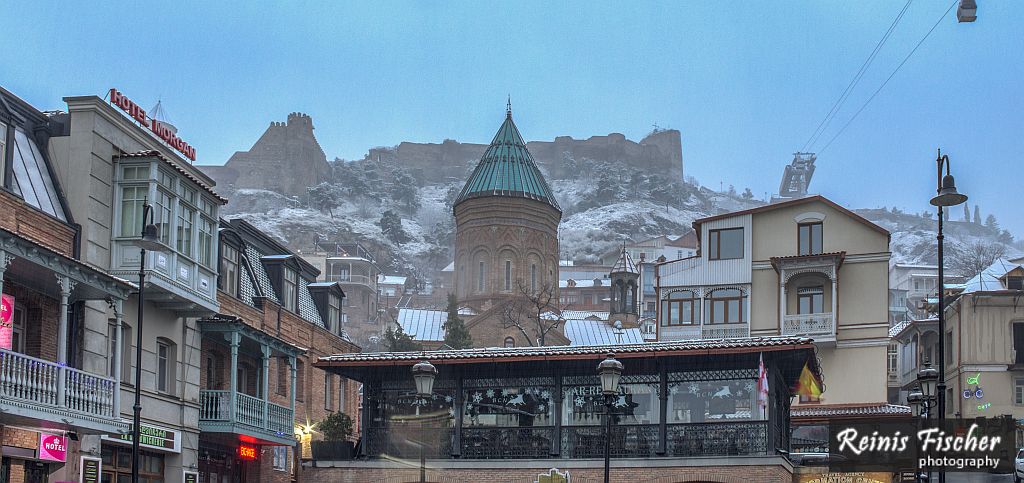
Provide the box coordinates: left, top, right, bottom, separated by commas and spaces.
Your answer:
108, 88, 197, 161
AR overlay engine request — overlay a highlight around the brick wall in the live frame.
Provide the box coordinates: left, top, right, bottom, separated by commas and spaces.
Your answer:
3, 281, 60, 362
0, 189, 76, 257
2, 427, 39, 450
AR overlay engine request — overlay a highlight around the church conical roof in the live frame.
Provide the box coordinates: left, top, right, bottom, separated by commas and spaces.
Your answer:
454, 107, 560, 211
611, 246, 639, 274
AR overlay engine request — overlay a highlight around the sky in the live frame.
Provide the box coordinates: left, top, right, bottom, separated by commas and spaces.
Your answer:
4, 1, 1022, 234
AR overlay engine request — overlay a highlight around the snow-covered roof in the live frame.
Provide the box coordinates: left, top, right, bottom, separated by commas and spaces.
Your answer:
959, 258, 1023, 293
442, 262, 454, 272
559, 279, 606, 288
541, 310, 609, 321
564, 319, 644, 346
379, 275, 407, 286
397, 309, 446, 341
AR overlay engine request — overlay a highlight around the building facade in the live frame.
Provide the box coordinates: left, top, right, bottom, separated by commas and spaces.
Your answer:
201, 219, 360, 483
48, 90, 226, 483
302, 242, 382, 350
656, 196, 891, 408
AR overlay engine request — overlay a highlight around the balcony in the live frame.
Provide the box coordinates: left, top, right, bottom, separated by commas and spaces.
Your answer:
199, 390, 294, 445
325, 274, 376, 287
782, 313, 835, 341
701, 323, 750, 339
0, 349, 124, 433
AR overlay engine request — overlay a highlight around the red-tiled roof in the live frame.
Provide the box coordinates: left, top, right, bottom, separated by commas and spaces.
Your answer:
792, 403, 911, 420
317, 336, 815, 366
117, 150, 228, 203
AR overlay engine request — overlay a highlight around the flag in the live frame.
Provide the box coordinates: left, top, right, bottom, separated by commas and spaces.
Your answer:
757, 353, 769, 416
795, 361, 823, 401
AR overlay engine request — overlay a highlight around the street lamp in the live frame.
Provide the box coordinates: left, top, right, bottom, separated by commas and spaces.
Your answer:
908, 360, 940, 482
598, 353, 623, 483
411, 360, 437, 483
126, 201, 163, 483
928, 150, 967, 483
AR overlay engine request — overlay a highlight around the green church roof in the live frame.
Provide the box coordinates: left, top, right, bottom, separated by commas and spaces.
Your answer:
454, 106, 560, 211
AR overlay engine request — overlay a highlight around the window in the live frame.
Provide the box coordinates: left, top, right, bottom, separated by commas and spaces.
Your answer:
10, 305, 24, 354
198, 217, 215, 267
176, 205, 194, 257
156, 339, 176, 394
108, 323, 118, 377
708, 288, 745, 324
504, 336, 515, 348
119, 186, 147, 237
277, 358, 289, 396
708, 228, 743, 260
477, 261, 485, 292
798, 222, 823, 256
121, 324, 133, 384
1016, 378, 1024, 405
530, 264, 537, 293
661, 290, 697, 326
219, 244, 239, 297
887, 343, 898, 374
154, 189, 172, 245
339, 377, 347, 409
325, 373, 334, 410
1013, 322, 1024, 365
797, 286, 824, 314
205, 355, 215, 389
328, 294, 341, 332
102, 446, 164, 483
282, 268, 298, 311
296, 360, 305, 401
1007, 276, 1024, 290
504, 260, 511, 291
273, 446, 289, 471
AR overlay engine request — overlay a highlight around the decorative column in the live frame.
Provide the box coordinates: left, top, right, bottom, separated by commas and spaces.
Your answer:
261, 344, 271, 429
228, 332, 240, 421
830, 274, 838, 335
452, 371, 463, 458
658, 364, 668, 456
551, 373, 562, 457
112, 299, 124, 416
288, 355, 297, 415
779, 277, 787, 335
56, 275, 75, 407
0, 250, 12, 300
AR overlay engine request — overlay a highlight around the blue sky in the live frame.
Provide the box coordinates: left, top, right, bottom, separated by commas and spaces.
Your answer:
4, 1, 1022, 233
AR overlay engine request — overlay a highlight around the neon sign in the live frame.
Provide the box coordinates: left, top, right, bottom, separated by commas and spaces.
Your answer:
238, 444, 257, 461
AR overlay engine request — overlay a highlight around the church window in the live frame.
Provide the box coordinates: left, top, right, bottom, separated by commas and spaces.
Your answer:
530, 264, 537, 293
478, 261, 485, 292
504, 260, 511, 291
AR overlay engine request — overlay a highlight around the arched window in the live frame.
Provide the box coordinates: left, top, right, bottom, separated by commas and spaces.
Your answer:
611, 280, 623, 312
530, 264, 537, 293
662, 291, 697, 326
504, 260, 512, 291
707, 288, 746, 324
504, 336, 515, 348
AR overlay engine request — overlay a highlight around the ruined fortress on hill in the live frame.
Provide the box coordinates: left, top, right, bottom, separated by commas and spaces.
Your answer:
203, 112, 685, 197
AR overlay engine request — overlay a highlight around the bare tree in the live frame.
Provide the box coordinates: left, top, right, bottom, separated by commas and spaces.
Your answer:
501, 280, 570, 346
947, 240, 1006, 279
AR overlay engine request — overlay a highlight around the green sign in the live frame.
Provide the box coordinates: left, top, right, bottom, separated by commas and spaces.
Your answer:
80, 457, 101, 483
184, 471, 198, 483
106, 424, 179, 452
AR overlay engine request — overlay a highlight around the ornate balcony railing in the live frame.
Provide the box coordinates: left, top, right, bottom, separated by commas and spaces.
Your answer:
364, 426, 454, 459
701, 323, 749, 339
0, 349, 117, 421
561, 424, 660, 458
199, 390, 293, 437
665, 421, 767, 456
326, 274, 375, 286
462, 427, 555, 459
782, 313, 834, 338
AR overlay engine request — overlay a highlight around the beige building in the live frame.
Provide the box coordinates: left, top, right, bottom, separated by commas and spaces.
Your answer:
655, 196, 891, 407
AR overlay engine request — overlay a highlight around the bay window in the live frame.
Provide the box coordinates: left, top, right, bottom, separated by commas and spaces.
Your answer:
198, 217, 215, 267
709, 228, 743, 260
177, 205, 195, 258
119, 185, 146, 237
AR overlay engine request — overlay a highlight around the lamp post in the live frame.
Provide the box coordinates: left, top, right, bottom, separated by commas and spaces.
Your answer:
127, 201, 164, 483
598, 353, 623, 483
411, 360, 437, 483
929, 149, 967, 483
907, 361, 939, 482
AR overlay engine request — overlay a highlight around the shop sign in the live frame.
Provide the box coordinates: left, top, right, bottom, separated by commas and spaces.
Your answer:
108, 88, 197, 161
80, 457, 101, 483
0, 294, 15, 350
238, 443, 258, 461
183, 471, 198, 483
536, 468, 569, 483
103, 423, 180, 453
38, 434, 66, 462
797, 472, 893, 483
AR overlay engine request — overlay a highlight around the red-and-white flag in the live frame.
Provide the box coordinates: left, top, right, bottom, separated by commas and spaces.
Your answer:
757, 352, 769, 416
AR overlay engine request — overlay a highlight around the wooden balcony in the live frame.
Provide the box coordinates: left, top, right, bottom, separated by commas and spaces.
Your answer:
0, 349, 124, 433
782, 313, 835, 341
199, 390, 295, 446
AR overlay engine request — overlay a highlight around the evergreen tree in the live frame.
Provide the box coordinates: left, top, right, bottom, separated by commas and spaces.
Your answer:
379, 210, 411, 245
984, 214, 998, 230
741, 188, 754, 199
973, 205, 981, 224
963, 204, 970, 222
442, 294, 473, 349
383, 324, 422, 352
307, 182, 341, 218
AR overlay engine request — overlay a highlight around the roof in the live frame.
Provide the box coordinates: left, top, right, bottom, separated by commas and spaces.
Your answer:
117, 150, 228, 203
318, 336, 817, 366
453, 107, 560, 211
564, 319, 645, 346
397, 309, 447, 341
959, 258, 1023, 293
890, 317, 938, 339
693, 195, 889, 237
791, 403, 911, 421
544, 310, 609, 320
379, 275, 407, 286
558, 279, 606, 288
611, 246, 639, 274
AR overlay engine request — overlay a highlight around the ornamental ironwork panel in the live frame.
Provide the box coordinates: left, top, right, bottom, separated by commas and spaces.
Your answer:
462, 377, 554, 388
459, 427, 555, 459
667, 369, 756, 382
563, 374, 660, 385
560, 424, 660, 458
364, 426, 453, 459
665, 421, 767, 457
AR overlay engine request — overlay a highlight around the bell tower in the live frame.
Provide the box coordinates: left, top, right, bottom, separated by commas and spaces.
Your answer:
609, 246, 639, 328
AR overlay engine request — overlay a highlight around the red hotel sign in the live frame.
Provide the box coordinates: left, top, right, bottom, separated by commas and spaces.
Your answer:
108, 88, 197, 161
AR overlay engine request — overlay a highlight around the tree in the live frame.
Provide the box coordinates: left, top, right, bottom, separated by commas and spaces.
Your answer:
318, 411, 353, 441
998, 229, 1014, 244
442, 294, 473, 349
963, 204, 970, 222
501, 280, 566, 346
307, 183, 341, 218
943, 209, 949, 222
383, 324, 422, 352
984, 214, 998, 231
741, 187, 754, 200
973, 205, 981, 224
378, 210, 411, 245
948, 241, 1006, 279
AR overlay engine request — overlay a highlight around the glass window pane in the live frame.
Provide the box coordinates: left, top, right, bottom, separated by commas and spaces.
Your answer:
709, 231, 719, 259
712, 300, 725, 323
120, 186, 145, 237
812, 223, 822, 254
669, 302, 679, 325
799, 225, 810, 255
718, 228, 743, 259
728, 299, 740, 323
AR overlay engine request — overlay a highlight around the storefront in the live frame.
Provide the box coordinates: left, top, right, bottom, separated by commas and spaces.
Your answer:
0, 428, 70, 483
100, 422, 181, 483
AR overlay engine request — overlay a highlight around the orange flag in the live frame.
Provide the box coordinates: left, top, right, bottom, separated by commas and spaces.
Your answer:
794, 361, 823, 400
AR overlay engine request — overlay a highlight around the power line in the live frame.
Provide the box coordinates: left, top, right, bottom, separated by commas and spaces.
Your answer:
801, 0, 914, 152
818, 0, 958, 155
